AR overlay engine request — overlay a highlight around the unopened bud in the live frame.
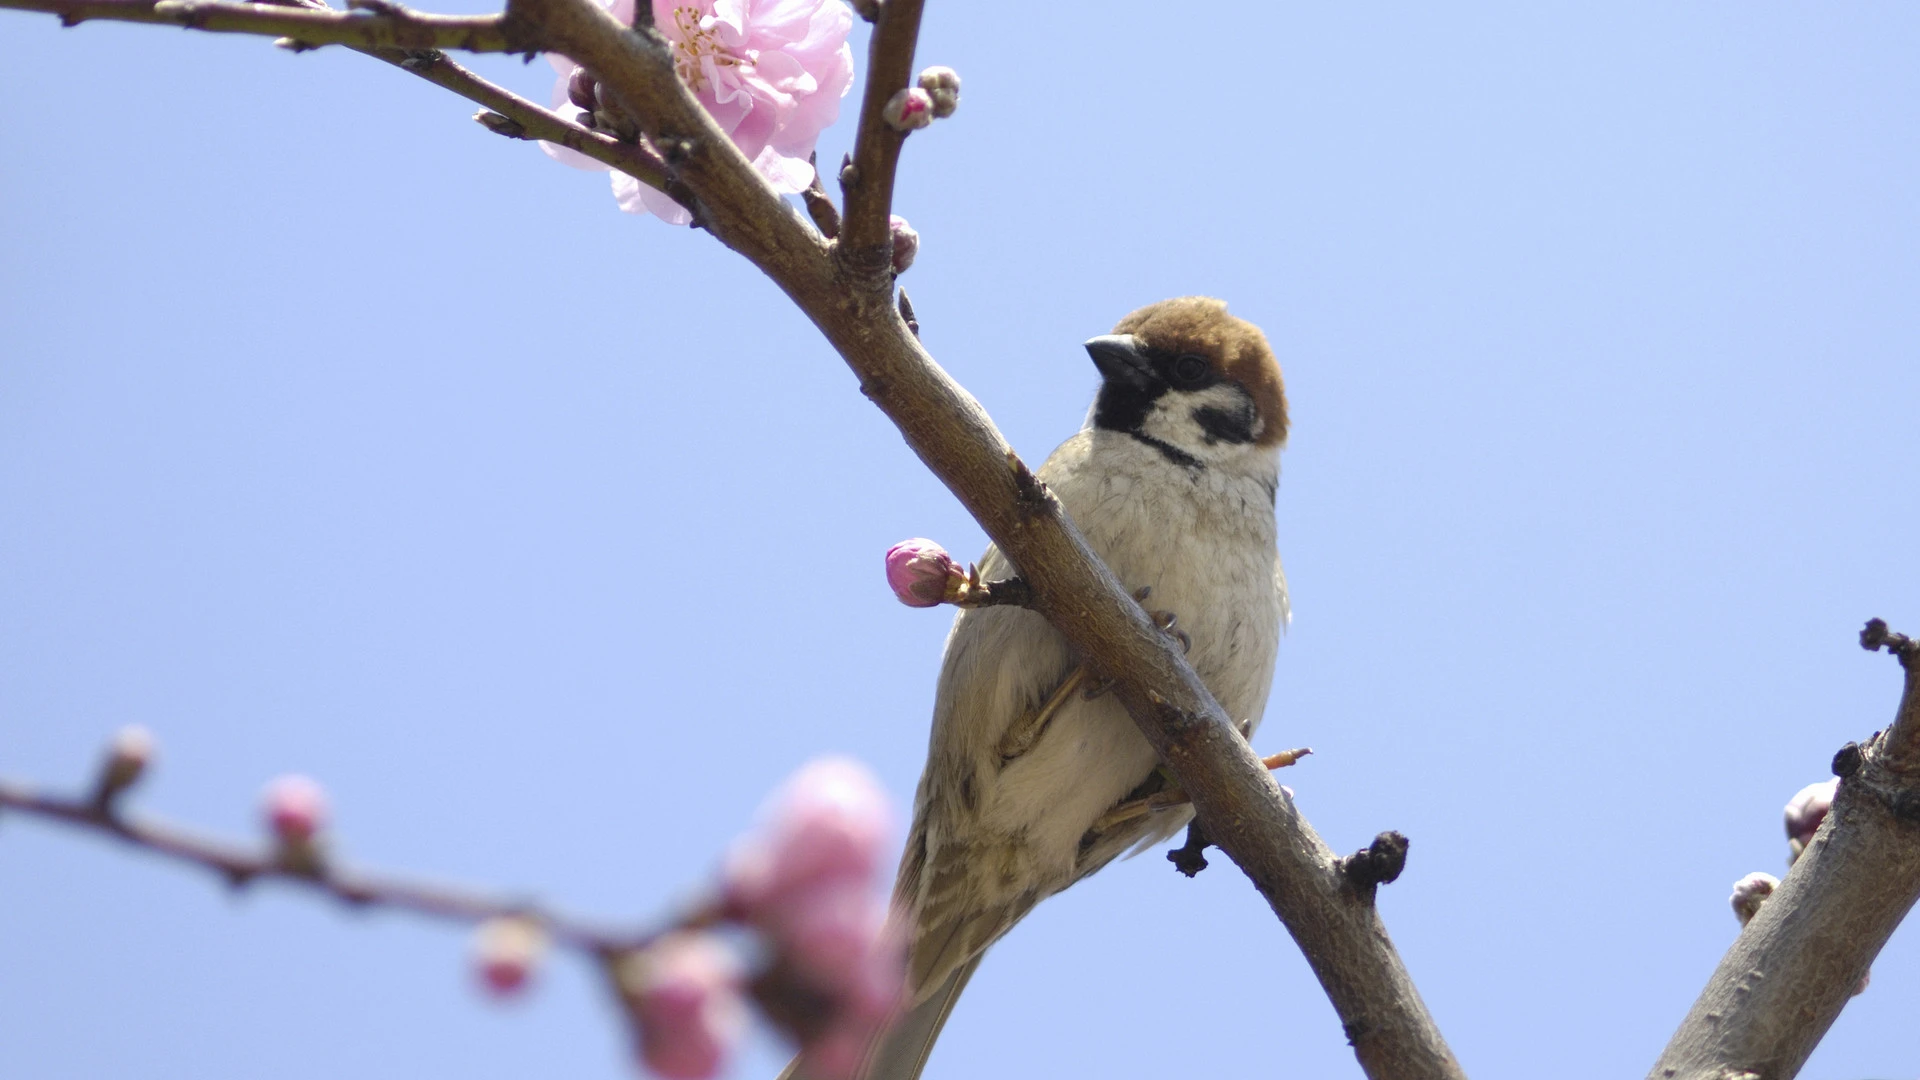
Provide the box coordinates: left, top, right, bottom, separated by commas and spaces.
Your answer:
881, 87, 933, 132
262, 774, 329, 846
1784, 779, 1836, 864
884, 539, 964, 607
567, 66, 598, 112
888, 215, 918, 274
916, 66, 959, 118
473, 916, 548, 998
93, 725, 155, 808
1730, 871, 1779, 927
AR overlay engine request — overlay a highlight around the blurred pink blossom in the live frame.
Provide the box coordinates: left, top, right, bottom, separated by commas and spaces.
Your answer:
1784, 778, 1837, 863
543, 0, 855, 223
623, 933, 749, 1080
883, 538, 959, 608
723, 757, 891, 918
261, 775, 329, 844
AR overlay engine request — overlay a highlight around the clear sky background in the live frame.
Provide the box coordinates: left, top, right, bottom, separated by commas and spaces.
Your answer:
3, 3, 1918, 1079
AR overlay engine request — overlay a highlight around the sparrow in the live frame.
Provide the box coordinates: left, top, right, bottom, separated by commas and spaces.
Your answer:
793, 297, 1290, 1080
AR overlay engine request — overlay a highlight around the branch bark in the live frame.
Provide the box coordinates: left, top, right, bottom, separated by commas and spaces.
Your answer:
4, 0, 516, 50
1649, 621, 1920, 1080
835, 0, 923, 287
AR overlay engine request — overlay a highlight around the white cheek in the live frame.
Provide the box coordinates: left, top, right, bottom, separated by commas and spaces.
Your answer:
1139, 384, 1255, 450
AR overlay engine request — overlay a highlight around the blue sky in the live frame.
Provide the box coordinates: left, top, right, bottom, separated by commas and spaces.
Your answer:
3, 3, 1917, 1078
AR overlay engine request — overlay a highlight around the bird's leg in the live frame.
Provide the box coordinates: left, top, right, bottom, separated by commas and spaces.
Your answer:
995, 665, 1088, 764
1092, 747, 1311, 832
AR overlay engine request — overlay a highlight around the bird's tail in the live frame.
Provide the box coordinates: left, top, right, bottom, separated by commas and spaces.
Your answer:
774, 955, 983, 1080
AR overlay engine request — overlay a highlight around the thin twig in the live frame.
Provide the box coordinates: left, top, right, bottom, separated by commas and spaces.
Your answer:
3, 0, 521, 50
802, 152, 841, 239
374, 48, 673, 192
835, 0, 923, 289
0, 779, 672, 955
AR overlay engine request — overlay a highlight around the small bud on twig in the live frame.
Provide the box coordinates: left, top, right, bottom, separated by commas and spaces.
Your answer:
881, 87, 934, 132
473, 915, 548, 999
91, 725, 155, 811
888, 215, 918, 274
1730, 871, 1779, 927
915, 65, 960, 118
261, 775, 329, 872
884, 539, 966, 607
1784, 779, 1836, 865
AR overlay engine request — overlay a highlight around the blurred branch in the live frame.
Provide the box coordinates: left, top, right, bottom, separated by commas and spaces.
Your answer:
1, 0, 518, 50
1649, 620, 1920, 1080
835, 0, 923, 287
0, 778, 669, 955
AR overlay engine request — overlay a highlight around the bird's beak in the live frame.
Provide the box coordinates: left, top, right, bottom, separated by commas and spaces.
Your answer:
1084, 334, 1154, 389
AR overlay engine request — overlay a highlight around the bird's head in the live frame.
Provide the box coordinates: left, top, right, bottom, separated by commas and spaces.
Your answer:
1084, 297, 1287, 469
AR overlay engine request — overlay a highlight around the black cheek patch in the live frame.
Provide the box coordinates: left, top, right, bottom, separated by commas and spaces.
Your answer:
1193, 402, 1257, 445
1092, 379, 1165, 434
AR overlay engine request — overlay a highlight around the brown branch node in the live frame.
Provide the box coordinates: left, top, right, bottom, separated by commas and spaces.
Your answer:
1342, 831, 1410, 894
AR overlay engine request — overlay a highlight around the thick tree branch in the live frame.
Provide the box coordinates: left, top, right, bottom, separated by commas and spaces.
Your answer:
0, 778, 672, 955
1, 0, 517, 50
835, 0, 923, 287
1649, 621, 1920, 1080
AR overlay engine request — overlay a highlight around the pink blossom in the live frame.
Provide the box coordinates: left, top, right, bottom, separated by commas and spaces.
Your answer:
543, 0, 855, 224
881, 87, 933, 131
723, 757, 891, 919
883, 538, 959, 608
1784, 778, 1837, 863
261, 774, 329, 844
622, 933, 748, 1080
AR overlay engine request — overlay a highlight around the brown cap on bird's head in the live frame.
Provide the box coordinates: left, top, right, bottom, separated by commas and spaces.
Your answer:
1112, 297, 1288, 448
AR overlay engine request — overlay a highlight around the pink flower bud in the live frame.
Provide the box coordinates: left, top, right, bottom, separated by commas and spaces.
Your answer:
723, 758, 891, 920
1784, 779, 1836, 863
620, 933, 748, 1080
884, 538, 961, 608
473, 916, 547, 999
1730, 871, 1779, 927
888, 215, 919, 274
95, 725, 155, 803
916, 65, 960, 118
881, 87, 934, 132
262, 774, 329, 844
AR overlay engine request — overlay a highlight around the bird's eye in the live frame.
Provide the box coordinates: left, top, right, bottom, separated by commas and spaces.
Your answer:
1172, 354, 1210, 386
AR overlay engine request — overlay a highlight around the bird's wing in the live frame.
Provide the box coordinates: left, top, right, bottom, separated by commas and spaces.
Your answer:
771, 956, 985, 1080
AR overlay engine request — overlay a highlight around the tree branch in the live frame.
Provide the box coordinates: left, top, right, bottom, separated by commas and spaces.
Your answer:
369, 48, 672, 192
835, 0, 923, 288
1649, 620, 1920, 1080
0, 0, 1466, 1073
0, 777, 674, 955
1, 0, 519, 51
